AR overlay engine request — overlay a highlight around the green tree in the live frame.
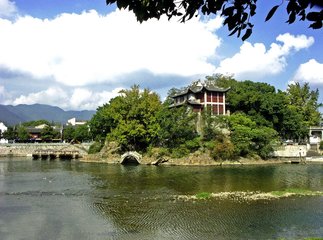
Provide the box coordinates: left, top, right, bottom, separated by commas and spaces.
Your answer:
41, 126, 59, 141
157, 104, 198, 149
74, 125, 91, 142
63, 126, 75, 142
91, 85, 162, 151
2, 127, 16, 140
106, 0, 322, 40
90, 103, 116, 142
228, 113, 278, 159
17, 126, 29, 142
286, 82, 321, 127
198, 104, 229, 144
21, 120, 51, 127
210, 75, 313, 141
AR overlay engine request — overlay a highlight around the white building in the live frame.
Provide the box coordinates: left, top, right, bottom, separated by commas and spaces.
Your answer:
0, 122, 8, 144
309, 126, 323, 144
67, 118, 87, 126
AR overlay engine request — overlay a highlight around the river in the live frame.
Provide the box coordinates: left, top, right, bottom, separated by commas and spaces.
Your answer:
0, 157, 322, 239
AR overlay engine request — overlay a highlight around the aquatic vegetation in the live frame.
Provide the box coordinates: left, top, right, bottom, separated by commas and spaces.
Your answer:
177, 189, 323, 202
271, 188, 320, 197
195, 192, 212, 199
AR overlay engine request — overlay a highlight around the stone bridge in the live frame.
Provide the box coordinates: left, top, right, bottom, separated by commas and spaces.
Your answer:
120, 151, 142, 164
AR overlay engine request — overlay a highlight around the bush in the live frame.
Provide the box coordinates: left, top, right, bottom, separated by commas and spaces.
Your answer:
171, 146, 190, 158
184, 137, 201, 152
320, 141, 323, 150
88, 141, 104, 154
146, 146, 169, 158
210, 138, 236, 161
203, 141, 215, 150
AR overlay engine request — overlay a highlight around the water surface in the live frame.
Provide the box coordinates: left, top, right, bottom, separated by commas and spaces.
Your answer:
0, 158, 322, 239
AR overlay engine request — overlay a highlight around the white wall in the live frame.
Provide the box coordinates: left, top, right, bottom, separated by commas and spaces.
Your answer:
0, 122, 8, 144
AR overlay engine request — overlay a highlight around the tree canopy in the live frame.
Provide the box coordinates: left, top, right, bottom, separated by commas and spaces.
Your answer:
90, 85, 162, 151
209, 74, 321, 141
89, 77, 321, 159
106, 0, 323, 40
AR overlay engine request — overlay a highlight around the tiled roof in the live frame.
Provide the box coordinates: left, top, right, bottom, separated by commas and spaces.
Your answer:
172, 84, 230, 98
169, 99, 203, 108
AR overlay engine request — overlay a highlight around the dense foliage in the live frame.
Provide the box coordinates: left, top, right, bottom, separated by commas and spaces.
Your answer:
106, 0, 323, 40
89, 77, 321, 160
90, 85, 162, 151
21, 120, 51, 127
210, 74, 321, 141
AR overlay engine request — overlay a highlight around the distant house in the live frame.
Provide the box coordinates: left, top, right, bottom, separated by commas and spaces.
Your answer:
0, 122, 8, 143
26, 127, 43, 141
309, 126, 323, 144
67, 118, 87, 126
170, 82, 230, 115
26, 124, 62, 142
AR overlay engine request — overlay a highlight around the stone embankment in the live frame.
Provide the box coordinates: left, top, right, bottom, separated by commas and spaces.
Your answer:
0, 143, 90, 157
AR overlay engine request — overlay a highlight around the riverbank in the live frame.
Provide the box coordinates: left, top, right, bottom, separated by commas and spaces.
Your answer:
0, 143, 90, 157
80, 152, 299, 166
1, 143, 322, 166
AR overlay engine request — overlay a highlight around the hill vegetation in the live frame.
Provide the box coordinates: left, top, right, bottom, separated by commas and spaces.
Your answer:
89, 74, 321, 160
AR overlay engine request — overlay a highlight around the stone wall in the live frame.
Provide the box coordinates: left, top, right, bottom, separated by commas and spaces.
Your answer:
273, 145, 308, 158
0, 143, 90, 157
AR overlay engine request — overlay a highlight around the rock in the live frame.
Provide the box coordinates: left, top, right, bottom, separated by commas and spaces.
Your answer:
151, 157, 168, 165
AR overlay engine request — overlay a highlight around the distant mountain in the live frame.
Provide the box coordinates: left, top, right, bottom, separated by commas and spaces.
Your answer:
0, 104, 96, 126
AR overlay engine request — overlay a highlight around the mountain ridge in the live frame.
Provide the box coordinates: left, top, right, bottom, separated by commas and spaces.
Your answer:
0, 104, 95, 126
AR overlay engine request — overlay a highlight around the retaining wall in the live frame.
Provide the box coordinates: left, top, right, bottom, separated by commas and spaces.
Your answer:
0, 143, 90, 157
273, 145, 308, 158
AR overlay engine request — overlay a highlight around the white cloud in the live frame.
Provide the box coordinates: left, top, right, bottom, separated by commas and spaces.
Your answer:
0, 85, 4, 102
8, 87, 123, 110
293, 59, 323, 85
0, 0, 17, 18
0, 9, 221, 87
215, 33, 314, 80
12, 87, 70, 108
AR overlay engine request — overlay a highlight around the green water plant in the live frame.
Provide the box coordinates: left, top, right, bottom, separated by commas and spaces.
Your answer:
195, 192, 212, 200
271, 188, 322, 197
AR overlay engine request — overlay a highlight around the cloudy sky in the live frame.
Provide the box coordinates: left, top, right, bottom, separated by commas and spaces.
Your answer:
0, 0, 322, 110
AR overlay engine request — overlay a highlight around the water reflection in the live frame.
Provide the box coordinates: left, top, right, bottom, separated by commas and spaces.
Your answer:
0, 158, 322, 239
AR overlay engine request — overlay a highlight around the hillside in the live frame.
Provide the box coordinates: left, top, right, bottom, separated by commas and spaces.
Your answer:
0, 104, 95, 126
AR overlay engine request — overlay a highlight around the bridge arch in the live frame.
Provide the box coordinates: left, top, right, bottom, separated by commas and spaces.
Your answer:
120, 151, 142, 165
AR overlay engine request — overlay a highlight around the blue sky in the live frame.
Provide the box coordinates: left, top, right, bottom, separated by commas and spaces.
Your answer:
0, 0, 322, 110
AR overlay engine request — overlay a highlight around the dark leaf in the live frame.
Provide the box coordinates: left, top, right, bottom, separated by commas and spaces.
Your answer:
306, 12, 320, 21
265, 5, 279, 22
287, 12, 296, 24
241, 12, 248, 23
237, 28, 242, 38
287, 0, 296, 14
222, 6, 235, 16
228, 27, 239, 36
309, 21, 323, 29
242, 28, 252, 41
247, 23, 254, 28
250, 3, 256, 16
300, 10, 306, 21
298, 0, 309, 9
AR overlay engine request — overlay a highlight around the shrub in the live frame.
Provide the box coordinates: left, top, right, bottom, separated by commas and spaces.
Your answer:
320, 141, 323, 150
171, 146, 190, 158
184, 137, 201, 152
210, 138, 236, 161
88, 141, 104, 154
